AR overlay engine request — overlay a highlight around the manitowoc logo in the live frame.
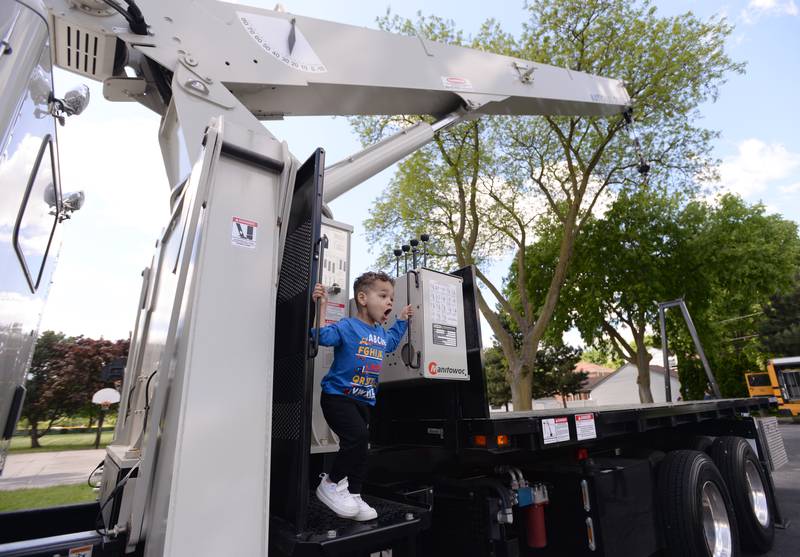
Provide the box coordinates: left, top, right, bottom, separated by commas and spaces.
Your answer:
428, 362, 468, 377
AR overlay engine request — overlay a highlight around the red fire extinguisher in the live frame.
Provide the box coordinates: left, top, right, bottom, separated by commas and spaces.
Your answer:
526, 483, 549, 548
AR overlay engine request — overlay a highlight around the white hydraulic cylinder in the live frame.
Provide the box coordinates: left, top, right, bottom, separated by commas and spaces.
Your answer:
323, 112, 465, 203
324, 121, 433, 202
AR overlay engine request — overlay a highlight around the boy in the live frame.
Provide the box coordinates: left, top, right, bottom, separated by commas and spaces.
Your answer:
311, 271, 413, 520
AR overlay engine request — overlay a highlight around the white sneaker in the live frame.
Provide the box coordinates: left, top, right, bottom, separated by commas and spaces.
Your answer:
352, 494, 378, 521
316, 474, 359, 518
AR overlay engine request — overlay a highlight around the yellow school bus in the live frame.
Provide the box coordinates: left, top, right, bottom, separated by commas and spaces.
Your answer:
746, 356, 800, 416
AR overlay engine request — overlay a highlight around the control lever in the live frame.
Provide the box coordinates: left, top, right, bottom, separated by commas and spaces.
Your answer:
420, 233, 430, 267
393, 248, 403, 277
410, 239, 420, 269
309, 234, 329, 359
401, 270, 421, 369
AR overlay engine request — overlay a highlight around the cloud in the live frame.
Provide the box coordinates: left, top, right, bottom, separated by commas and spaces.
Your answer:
717, 139, 800, 198
741, 0, 799, 23
781, 182, 800, 193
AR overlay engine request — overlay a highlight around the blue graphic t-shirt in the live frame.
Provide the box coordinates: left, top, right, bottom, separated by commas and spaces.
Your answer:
314, 317, 408, 405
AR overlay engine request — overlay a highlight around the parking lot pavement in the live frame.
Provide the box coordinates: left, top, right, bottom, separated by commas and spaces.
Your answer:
0, 449, 105, 490
764, 424, 800, 556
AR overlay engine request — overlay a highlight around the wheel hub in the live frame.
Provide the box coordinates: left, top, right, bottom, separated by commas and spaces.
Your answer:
701, 481, 733, 557
744, 460, 770, 527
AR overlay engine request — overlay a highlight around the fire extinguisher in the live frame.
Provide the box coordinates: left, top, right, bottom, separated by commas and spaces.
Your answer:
525, 483, 549, 548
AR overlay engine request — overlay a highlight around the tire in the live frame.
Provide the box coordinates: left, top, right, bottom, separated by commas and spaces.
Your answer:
708, 436, 775, 554
689, 435, 715, 453
657, 450, 740, 557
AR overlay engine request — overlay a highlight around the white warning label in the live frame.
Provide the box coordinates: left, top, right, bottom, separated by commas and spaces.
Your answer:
231, 217, 257, 249
441, 76, 473, 91
325, 301, 346, 324
575, 413, 597, 441
542, 416, 570, 445
429, 280, 459, 326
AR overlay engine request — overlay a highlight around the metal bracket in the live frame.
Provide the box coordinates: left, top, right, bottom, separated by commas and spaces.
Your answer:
658, 298, 721, 401
513, 61, 536, 84
103, 77, 148, 102
456, 93, 509, 112
174, 65, 234, 108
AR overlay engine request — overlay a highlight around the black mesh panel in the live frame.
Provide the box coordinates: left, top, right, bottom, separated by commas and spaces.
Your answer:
270, 149, 324, 532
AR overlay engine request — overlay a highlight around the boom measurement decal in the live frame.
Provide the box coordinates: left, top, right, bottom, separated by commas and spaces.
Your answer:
238, 12, 327, 73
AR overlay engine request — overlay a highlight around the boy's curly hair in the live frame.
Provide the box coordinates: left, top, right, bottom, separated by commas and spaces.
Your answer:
353, 271, 394, 297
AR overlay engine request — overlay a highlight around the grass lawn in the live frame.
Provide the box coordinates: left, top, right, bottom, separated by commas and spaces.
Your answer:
9, 432, 113, 453
0, 483, 97, 512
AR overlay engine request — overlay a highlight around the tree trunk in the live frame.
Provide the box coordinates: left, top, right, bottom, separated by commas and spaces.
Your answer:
562, 395, 568, 409
30, 422, 41, 448
94, 410, 105, 449
87, 416, 94, 428
636, 346, 654, 403
511, 366, 533, 411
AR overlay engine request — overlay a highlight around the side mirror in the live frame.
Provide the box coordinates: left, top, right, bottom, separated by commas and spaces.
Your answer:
59, 191, 85, 221
50, 84, 90, 125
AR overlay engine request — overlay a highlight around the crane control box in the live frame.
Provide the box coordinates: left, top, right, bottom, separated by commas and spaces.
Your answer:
383, 268, 470, 384
310, 217, 352, 453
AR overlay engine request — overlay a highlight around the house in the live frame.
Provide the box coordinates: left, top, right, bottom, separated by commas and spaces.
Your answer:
551, 361, 614, 407
588, 363, 681, 406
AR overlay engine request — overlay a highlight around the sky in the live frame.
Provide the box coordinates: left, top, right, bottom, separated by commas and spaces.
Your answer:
38, 0, 800, 350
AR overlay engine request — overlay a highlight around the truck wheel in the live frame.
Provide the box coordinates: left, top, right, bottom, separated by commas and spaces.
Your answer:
657, 450, 740, 557
689, 435, 714, 453
708, 437, 774, 554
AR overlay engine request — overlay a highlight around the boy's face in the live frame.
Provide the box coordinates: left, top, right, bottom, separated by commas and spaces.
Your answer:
357, 280, 394, 324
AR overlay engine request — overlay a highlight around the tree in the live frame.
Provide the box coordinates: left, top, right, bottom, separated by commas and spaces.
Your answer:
20, 333, 129, 448
355, 1, 742, 410
552, 188, 703, 402
484, 346, 512, 410
53, 337, 129, 448
582, 344, 624, 369
532, 344, 587, 408
670, 196, 800, 398
759, 277, 800, 357
21, 331, 70, 447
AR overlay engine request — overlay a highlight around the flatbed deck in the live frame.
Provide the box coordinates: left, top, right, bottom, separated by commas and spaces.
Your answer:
470, 397, 772, 451
383, 397, 773, 453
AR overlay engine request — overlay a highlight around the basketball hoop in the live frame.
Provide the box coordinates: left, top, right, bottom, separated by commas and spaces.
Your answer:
92, 388, 120, 409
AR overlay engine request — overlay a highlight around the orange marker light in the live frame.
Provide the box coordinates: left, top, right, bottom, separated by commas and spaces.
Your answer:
497, 435, 510, 447
474, 435, 487, 447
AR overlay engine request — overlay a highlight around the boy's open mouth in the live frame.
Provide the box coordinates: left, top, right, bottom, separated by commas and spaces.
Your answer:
384, 308, 392, 318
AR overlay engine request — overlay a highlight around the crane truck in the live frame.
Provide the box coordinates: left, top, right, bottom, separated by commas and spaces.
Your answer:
0, 1, 790, 556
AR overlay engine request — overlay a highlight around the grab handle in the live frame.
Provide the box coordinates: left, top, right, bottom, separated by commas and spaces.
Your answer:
308, 235, 328, 359
402, 270, 421, 369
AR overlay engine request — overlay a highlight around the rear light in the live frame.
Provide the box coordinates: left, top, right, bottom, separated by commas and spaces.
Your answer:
497, 434, 509, 447
580, 479, 591, 512
586, 517, 596, 551
473, 435, 487, 447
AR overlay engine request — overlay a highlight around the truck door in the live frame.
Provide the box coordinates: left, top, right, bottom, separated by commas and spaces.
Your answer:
0, 1, 61, 473
271, 148, 325, 530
